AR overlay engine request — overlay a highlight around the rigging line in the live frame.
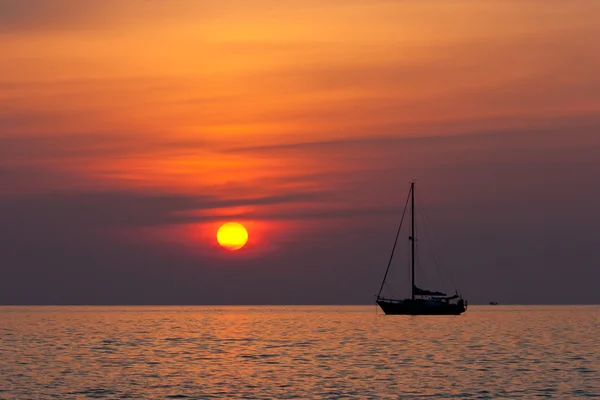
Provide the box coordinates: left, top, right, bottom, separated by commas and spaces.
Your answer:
415, 201, 432, 288
414, 209, 430, 289
383, 281, 400, 300
377, 186, 412, 298
381, 272, 402, 299
416, 191, 453, 291
415, 211, 421, 277
407, 236, 411, 293
414, 206, 426, 281
416, 192, 444, 290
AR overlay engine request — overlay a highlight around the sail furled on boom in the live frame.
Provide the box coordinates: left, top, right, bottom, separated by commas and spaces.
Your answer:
413, 285, 447, 296
413, 286, 460, 299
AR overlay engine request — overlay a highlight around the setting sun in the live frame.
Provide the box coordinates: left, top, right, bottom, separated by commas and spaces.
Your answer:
217, 222, 249, 251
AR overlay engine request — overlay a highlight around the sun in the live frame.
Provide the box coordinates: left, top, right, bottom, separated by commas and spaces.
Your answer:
216, 222, 249, 251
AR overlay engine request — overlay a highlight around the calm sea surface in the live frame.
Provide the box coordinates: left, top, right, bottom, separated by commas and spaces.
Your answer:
0, 306, 598, 399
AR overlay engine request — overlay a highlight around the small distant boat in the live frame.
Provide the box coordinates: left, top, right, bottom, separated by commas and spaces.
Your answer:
376, 182, 467, 315
489, 301, 498, 305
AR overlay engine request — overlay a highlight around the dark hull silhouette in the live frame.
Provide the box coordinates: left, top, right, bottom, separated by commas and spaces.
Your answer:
377, 298, 466, 315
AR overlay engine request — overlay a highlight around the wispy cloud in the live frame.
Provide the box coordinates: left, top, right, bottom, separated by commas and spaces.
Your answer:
0, 189, 339, 228
0, 1, 216, 33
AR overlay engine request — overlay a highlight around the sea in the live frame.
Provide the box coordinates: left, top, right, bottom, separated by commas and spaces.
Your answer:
0, 306, 598, 399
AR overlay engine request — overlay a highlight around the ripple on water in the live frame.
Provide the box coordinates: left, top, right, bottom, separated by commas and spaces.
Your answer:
0, 306, 599, 399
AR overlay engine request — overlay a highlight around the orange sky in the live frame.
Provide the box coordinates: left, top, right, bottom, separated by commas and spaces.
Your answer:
2, 0, 600, 213
1, 1, 600, 303
3, 1, 599, 196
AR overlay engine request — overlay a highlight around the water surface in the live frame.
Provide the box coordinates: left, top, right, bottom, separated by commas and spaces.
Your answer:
1, 306, 598, 398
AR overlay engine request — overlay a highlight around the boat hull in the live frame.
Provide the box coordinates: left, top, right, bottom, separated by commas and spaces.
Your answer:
377, 298, 466, 315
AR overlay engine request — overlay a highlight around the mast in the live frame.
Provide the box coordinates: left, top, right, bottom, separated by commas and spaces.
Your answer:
377, 184, 411, 299
410, 181, 415, 300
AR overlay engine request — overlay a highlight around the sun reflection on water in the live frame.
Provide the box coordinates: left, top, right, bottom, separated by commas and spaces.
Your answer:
1, 306, 598, 398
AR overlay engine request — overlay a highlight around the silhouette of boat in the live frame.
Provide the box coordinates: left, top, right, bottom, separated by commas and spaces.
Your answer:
376, 182, 467, 315
489, 301, 498, 305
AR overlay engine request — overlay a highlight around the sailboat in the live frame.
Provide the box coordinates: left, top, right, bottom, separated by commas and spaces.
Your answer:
376, 182, 467, 315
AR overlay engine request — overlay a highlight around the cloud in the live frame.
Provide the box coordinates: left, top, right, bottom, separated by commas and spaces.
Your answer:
0, 1, 214, 33
0, 189, 338, 229
1, 122, 600, 304
223, 114, 600, 158
0, 131, 210, 162
0, 1, 114, 32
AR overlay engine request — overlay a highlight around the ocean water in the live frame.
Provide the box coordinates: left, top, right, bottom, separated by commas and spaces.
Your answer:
0, 306, 598, 399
